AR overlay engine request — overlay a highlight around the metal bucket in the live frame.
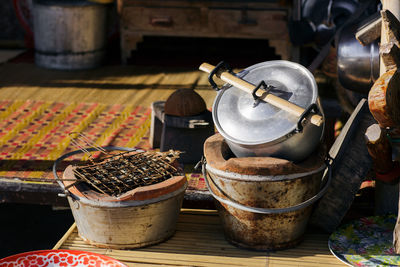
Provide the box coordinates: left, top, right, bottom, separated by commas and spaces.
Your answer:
202, 134, 331, 250
32, 0, 107, 70
53, 146, 187, 249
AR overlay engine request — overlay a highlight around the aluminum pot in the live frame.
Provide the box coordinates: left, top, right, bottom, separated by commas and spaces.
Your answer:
212, 60, 324, 162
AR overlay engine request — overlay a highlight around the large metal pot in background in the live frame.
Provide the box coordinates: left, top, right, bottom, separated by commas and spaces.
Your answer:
212, 60, 324, 162
33, 0, 107, 70
337, 13, 380, 94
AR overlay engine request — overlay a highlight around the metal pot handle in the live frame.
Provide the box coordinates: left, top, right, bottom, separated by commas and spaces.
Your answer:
52, 146, 138, 196
201, 158, 332, 214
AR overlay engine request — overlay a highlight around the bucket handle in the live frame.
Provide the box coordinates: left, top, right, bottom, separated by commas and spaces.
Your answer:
52, 146, 139, 197
201, 158, 332, 214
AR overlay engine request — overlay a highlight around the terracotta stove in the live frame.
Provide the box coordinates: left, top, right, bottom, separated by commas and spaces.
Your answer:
60, 150, 187, 249
203, 133, 327, 250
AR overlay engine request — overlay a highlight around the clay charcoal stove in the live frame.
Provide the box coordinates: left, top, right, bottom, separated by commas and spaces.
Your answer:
55, 135, 187, 249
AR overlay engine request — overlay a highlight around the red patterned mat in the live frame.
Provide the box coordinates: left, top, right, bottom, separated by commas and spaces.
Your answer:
0, 100, 206, 191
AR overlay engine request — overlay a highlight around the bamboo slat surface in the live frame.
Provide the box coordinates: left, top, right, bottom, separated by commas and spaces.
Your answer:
0, 63, 218, 107
53, 209, 345, 266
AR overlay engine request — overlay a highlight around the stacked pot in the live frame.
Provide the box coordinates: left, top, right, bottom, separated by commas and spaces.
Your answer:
203, 60, 328, 250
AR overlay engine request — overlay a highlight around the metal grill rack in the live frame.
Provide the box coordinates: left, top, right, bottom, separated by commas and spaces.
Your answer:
73, 150, 181, 197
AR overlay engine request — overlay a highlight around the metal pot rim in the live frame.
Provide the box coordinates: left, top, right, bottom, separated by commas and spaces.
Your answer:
206, 162, 326, 182
67, 183, 187, 208
218, 126, 293, 146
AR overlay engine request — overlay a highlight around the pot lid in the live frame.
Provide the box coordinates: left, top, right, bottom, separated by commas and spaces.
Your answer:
212, 60, 318, 144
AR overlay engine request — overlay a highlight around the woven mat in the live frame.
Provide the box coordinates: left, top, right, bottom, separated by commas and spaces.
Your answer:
0, 100, 206, 191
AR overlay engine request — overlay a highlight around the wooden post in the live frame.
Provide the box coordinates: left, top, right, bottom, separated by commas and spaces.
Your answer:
380, 0, 400, 75
355, 0, 400, 248
309, 99, 375, 233
365, 124, 393, 174
365, 124, 399, 217
379, 0, 400, 254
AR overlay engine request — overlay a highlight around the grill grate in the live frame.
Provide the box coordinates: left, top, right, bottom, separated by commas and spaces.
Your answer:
73, 150, 182, 197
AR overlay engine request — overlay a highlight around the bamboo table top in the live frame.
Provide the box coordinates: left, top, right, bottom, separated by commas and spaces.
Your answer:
53, 209, 345, 267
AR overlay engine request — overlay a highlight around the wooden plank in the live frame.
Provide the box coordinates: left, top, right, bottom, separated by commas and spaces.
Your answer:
269, 260, 343, 265
61, 243, 267, 266
118, 0, 290, 62
119, 0, 287, 10
208, 9, 288, 39
356, 14, 381, 46
269, 261, 344, 267
61, 239, 261, 255
309, 99, 375, 233
121, 7, 203, 33
60, 232, 265, 257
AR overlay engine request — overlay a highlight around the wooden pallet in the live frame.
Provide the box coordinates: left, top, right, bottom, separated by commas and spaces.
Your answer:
53, 209, 345, 266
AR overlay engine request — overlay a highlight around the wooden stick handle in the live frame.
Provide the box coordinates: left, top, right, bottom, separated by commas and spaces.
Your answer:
199, 62, 324, 127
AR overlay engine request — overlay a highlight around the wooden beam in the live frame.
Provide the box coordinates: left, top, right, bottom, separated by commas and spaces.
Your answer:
380, 3, 400, 75
369, 9, 400, 128
380, 0, 400, 255
386, 69, 400, 126
356, 15, 381, 46
380, 41, 400, 70
381, 9, 400, 46
309, 99, 375, 233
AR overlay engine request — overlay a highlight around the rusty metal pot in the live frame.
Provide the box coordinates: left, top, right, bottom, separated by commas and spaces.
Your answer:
211, 60, 324, 162
202, 134, 331, 250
